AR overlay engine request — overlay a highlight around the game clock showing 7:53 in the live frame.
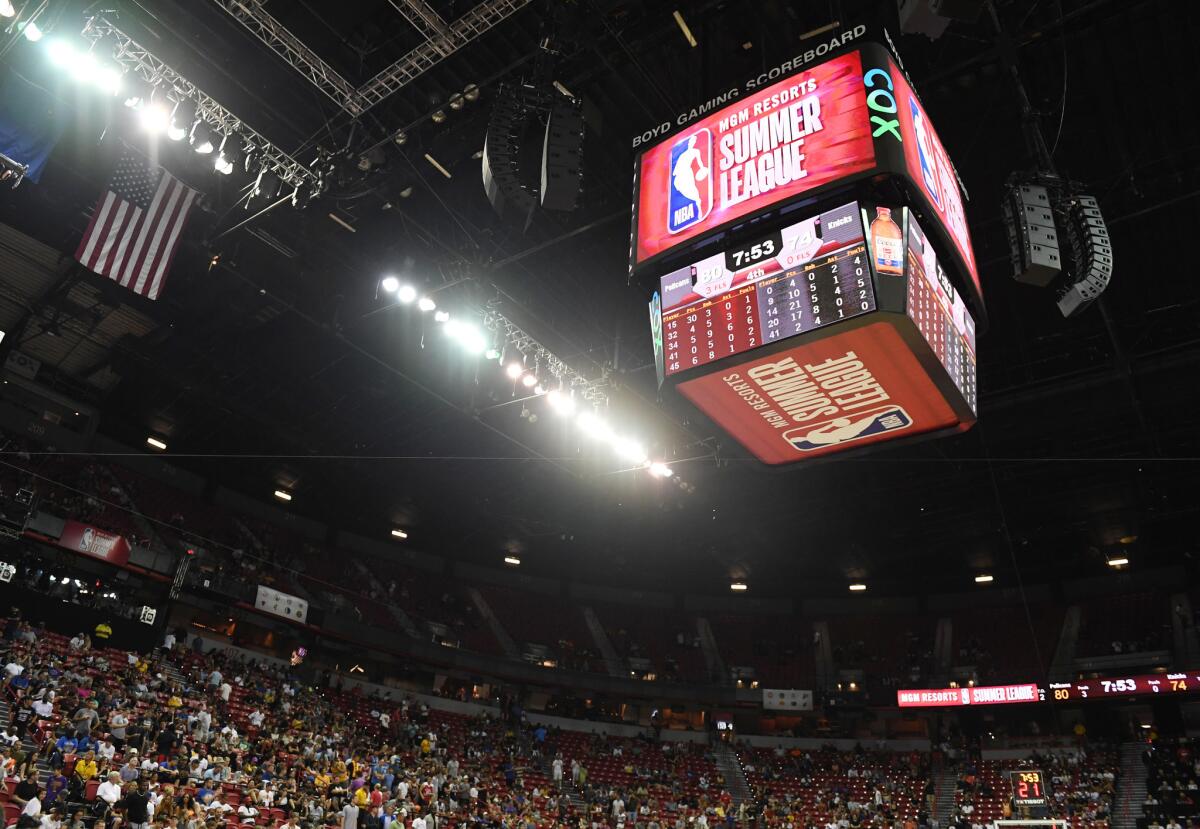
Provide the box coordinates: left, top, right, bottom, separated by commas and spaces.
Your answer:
1010, 770, 1050, 809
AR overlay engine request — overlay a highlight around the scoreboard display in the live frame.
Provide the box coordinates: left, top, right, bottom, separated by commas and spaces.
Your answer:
659, 202, 875, 376
1010, 770, 1050, 809
632, 51, 877, 268
638, 34, 982, 466
903, 212, 978, 413
1048, 672, 1200, 701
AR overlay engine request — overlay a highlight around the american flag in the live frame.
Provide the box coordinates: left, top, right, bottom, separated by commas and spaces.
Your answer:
74, 147, 197, 300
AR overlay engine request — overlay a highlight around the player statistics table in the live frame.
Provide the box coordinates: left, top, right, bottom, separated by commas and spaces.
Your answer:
659, 201, 875, 377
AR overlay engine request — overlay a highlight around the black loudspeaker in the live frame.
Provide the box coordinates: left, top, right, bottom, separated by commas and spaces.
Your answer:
482, 90, 537, 224
540, 96, 584, 212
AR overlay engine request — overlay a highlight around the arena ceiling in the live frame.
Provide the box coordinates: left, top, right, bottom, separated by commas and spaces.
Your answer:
0, 0, 1197, 597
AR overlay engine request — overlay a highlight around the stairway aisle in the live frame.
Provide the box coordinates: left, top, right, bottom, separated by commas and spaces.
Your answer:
1113, 742, 1148, 829
713, 740, 753, 806
933, 765, 958, 828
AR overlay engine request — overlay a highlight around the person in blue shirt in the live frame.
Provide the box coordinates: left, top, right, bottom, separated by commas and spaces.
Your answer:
50, 733, 78, 769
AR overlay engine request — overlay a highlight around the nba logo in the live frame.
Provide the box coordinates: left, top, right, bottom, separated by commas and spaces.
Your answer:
784, 405, 913, 452
910, 98, 943, 211
667, 128, 712, 234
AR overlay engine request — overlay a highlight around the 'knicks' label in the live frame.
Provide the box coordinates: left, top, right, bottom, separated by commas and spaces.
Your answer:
667, 129, 713, 233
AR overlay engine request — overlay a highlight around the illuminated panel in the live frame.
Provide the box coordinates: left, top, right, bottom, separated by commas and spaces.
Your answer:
658, 202, 874, 377
676, 321, 960, 465
885, 57, 981, 304
632, 51, 876, 266
1049, 672, 1200, 701
1010, 771, 1050, 809
896, 684, 1042, 708
903, 212, 977, 412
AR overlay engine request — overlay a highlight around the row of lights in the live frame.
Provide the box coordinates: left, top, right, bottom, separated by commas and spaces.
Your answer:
382, 278, 680, 483
41, 36, 306, 193
2, 1, 43, 41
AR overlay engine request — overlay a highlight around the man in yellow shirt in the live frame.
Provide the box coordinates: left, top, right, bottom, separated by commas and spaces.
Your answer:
93, 621, 112, 642
74, 751, 98, 781
353, 786, 368, 808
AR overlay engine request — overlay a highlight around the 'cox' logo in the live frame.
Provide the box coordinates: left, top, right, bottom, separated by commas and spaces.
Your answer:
864, 68, 901, 142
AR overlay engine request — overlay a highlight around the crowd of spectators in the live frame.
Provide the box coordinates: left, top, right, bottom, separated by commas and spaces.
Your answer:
1141, 739, 1200, 829
0, 613, 754, 829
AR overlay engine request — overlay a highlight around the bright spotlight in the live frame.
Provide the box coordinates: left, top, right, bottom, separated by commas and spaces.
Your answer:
46, 40, 75, 67
462, 330, 487, 354
547, 390, 576, 415
21, 21, 43, 42
380, 276, 400, 294
648, 462, 673, 478
613, 437, 648, 465
533, 384, 545, 395
138, 104, 170, 135
190, 122, 214, 154
146, 436, 167, 451
398, 285, 418, 304
0, 0, 14, 18
417, 296, 436, 312
96, 67, 122, 96
730, 582, 748, 592
70, 51, 97, 83
433, 310, 450, 323
848, 583, 867, 592
505, 362, 523, 379
214, 154, 234, 175
273, 489, 293, 502
577, 411, 612, 440
503, 555, 521, 567
521, 373, 537, 388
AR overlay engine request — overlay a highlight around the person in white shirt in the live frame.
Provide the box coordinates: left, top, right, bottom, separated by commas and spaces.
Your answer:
22, 790, 42, 818
341, 802, 359, 829
411, 816, 426, 829
219, 682, 232, 702
248, 710, 265, 728
238, 803, 259, 824
4, 661, 23, 679
379, 712, 390, 730
97, 739, 116, 762
552, 756, 563, 788
97, 773, 123, 807
32, 698, 53, 718
163, 632, 176, 650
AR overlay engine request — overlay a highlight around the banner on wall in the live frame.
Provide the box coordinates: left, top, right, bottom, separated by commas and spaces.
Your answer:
58, 520, 131, 566
255, 585, 309, 624
763, 688, 813, 711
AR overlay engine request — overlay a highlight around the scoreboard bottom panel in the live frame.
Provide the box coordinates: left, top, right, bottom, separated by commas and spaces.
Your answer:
677, 318, 970, 465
